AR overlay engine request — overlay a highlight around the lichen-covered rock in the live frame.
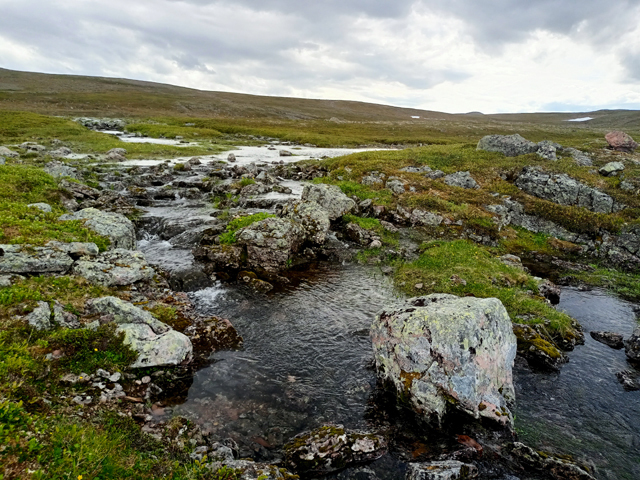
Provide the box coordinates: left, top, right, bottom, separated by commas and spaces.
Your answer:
411, 209, 443, 227
26, 301, 52, 330
280, 199, 330, 244
0, 146, 19, 158
512, 324, 567, 371
371, 294, 517, 427
605, 131, 638, 152
193, 244, 245, 271
406, 461, 478, 480
52, 301, 81, 329
476, 134, 538, 157
444, 171, 479, 189
599, 161, 625, 177
616, 370, 640, 391
27, 203, 52, 213
565, 147, 592, 167
624, 326, 640, 363
386, 178, 406, 195
301, 184, 356, 220
72, 249, 154, 286
590, 331, 624, 349
283, 424, 387, 474
43, 161, 79, 179
536, 141, 558, 161
50, 147, 73, 157
361, 175, 384, 186
213, 460, 296, 480
236, 217, 305, 273
59, 207, 136, 249
0, 243, 78, 274
86, 296, 192, 368
506, 442, 596, 480
515, 166, 625, 214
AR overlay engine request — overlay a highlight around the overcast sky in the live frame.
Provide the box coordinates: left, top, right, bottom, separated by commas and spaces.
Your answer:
1, 0, 640, 113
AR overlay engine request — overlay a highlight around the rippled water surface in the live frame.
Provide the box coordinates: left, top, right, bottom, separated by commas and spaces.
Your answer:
515, 288, 640, 480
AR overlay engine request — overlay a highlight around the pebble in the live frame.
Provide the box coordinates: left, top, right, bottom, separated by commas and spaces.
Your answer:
109, 372, 122, 382
142, 376, 152, 384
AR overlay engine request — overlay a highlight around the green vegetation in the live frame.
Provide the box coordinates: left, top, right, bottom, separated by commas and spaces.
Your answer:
571, 267, 640, 302
395, 240, 574, 333
218, 212, 276, 244
343, 214, 399, 246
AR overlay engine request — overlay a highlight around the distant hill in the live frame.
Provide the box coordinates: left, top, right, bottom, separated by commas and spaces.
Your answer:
0, 68, 639, 128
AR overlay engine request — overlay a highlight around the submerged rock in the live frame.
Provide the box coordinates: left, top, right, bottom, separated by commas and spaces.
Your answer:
72, 249, 154, 286
283, 424, 387, 474
590, 331, 624, 349
86, 296, 192, 368
406, 461, 478, 480
371, 294, 517, 428
616, 370, 640, 391
506, 442, 596, 480
301, 184, 356, 220
59, 207, 136, 249
624, 326, 640, 363
476, 134, 538, 157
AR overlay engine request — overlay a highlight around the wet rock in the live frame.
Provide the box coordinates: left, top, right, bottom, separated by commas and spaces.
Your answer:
0, 146, 19, 158
506, 442, 596, 480
227, 153, 237, 162
345, 223, 380, 246
301, 184, 356, 221
52, 301, 81, 329
280, 200, 330, 245
605, 131, 638, 152
168, 266, 213, 292
537, 279, 561, 304
372, 294, 517, 428
43, 161, 79, 179
386, 178, 406, 195
279, 150, 293, 157
0, 243, 77, 274
237, 217, 305, 273
476, 134, 538, 157
624, 326, 640, 363
27, 202, 52, 213
512, 324, 568, 371
185, 316, 244, 356
72, 249, 154, 286
193, 244, 245, 271
26, 301, 52, 330
515, 166, 624, 214
59, 208, 136, 249
406, 461, 478, 480
616, 370, 640, 391
283, 424, 387, 475
444, 171, 479, 189
598, 161, 624, 177
86, 296, 192, 368
589, 331, 624, 349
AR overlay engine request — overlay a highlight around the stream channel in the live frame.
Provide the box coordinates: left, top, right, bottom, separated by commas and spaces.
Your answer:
94, 143, 640, 479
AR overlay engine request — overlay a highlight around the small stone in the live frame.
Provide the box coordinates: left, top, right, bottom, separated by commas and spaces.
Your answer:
227, 153, 236, 162
599, 161, 625, 177
369, 240, 383, 249
96, 368, 110, 378
141, 376, 152, 384
109, 372, 122, 382
414, 283, 424, 289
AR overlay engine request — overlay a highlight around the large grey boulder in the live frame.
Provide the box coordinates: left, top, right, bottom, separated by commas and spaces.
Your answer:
406, 461, 478, 480
72, 249, 154, 286
301, 184, 356, 221
86, 296, 192, 368
26, 301, 52, 330
59, 208, 136, 249
236, 218, 305, 273
515, 166, 624, 214
283, 424, 387, 475
280, 200, 330, 245
444, 171, 479, 189
476, 134, 538, 157
371, 294, 517, 428
0, 243, 85, 274
43, 161, 79, 179
0, 146, 19, 158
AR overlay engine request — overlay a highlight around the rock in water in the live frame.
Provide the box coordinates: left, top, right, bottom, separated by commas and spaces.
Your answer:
625, 326, 640, 363
605, 131, 638, 152
301, 184, 356, 220
406, 461, 478, 480
371, 294, 517, 428
279, 199, 331, 245
283, 424, 387, 474
476, 134, 538, 157
590, 331, 624, 349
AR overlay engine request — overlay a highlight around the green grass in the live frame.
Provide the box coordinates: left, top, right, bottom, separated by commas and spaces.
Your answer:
218, 212, 276, 244
395, 240, 574, 334
343, 214, 399, 245
571, 267, 640, 302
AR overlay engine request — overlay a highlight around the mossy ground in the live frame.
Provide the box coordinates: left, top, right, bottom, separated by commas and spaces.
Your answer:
218, 212, 277, 244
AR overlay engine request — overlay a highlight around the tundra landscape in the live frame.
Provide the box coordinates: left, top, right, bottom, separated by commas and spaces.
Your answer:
0, 66, 640, 480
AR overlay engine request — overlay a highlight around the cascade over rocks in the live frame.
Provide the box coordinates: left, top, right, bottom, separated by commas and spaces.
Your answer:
371, 294, 517, 428
86, 296, 192, 368
514, 166, 624, 214
60, 207, 137, 249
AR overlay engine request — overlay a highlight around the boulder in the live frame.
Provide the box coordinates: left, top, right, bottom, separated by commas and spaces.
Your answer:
406, 461, 478, 480
26, 301, 52, 330
52, 301, 81, 329
236, 217, 305, 273
72, 249, 154, 286
616, 370, 640, 391
0, 146, 19, 158
515, 166, 624, 214
444, 171, 479, 189
0, 244, 75, 274
361, 175, 384, 186
605, 131, 638, 152
506, 442, 596, 480
599, 161, 625, 177
227, 153, 237, 162
386, 178, 406, 195
371, 294, 517, 427
27, 203, 52, 213
280, 200, 330, 245
193, 244, 245, 271
537, 279, 560, 304
283, 425, 387, 475
301, 184, 356, 221
106, 148, 127, 157
536, 142, 557, 161
624, 326, 640, 363
43, 161, 79, 179
279, 150, 293, 157
476, 134, 538, 157
589, 331, 624, 349
59, 208, 136, 249
86, 296, 192, 368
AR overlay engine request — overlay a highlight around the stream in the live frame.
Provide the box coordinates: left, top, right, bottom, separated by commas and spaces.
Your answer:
91, 145, 640, 479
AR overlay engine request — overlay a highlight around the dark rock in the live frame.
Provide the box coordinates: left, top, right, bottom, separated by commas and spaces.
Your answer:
512, 324, 568, 371
624, 326, 640, 363
506, 442, 595, 480
589, 331, 624, 349
616, 370, 640, 391
538, 279, 561, 304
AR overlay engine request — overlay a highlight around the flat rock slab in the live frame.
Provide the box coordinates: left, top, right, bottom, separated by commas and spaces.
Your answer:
0, 242, 97, 275
59, 207, 136, 250
72, 249, 154, 286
